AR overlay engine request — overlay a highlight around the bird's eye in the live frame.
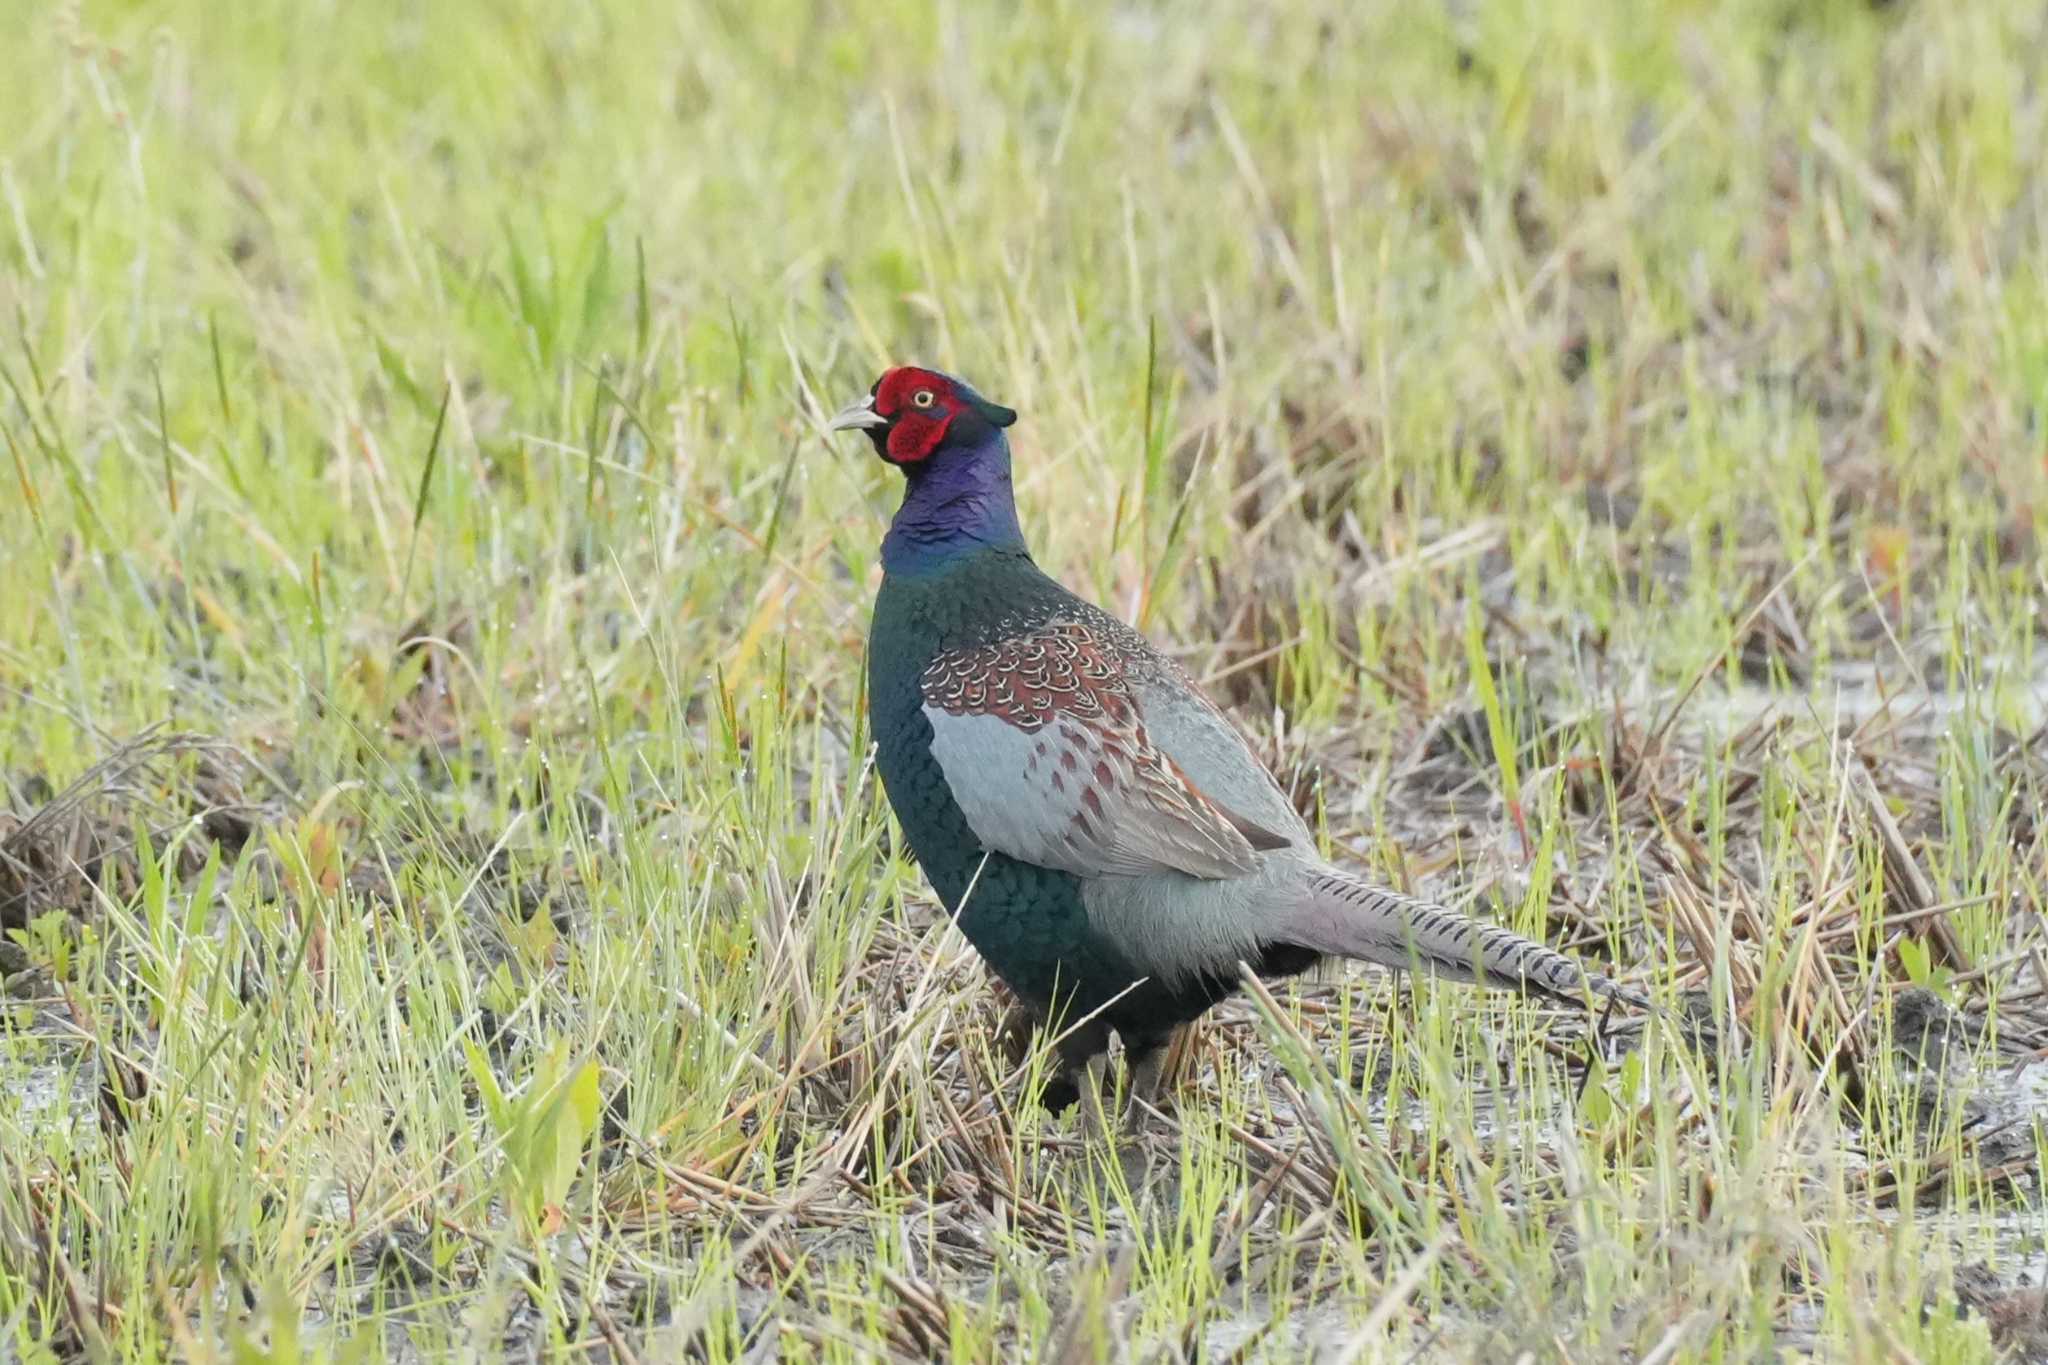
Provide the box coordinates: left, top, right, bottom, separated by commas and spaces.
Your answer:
912, 389, 936, 409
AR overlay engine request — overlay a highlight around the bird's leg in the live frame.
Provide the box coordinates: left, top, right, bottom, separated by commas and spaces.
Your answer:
1128, 1048, 1167, 1103
1079, 1053, 1115, 1145
994, 995, 1040, 1068
1119, 1023, 1191, 1135
994, 996, 1090, 1113
1052, 1018, 1113, 1131
1123, 1045, 1168, 1136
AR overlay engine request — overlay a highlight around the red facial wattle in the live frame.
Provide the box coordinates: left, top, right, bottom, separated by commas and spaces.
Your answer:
874, 367, 960, 465
886, 409, 954, 463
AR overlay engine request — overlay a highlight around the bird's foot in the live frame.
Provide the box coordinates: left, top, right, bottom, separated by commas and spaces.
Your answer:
1068, 1052, 1176, 1193
1115, 1142, 1157, 1193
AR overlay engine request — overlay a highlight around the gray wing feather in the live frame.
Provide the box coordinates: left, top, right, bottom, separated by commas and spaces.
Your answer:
922, 705, 1271, 881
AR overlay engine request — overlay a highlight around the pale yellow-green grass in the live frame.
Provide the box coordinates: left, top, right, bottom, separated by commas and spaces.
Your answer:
3, 0, 2047, 1360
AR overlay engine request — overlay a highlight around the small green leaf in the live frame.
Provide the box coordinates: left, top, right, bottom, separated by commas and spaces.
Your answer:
1619, 1049, 1646, 1101
463, 1039, 508, 1119
1898, 937, 1931, 989
1578, 1056, 1613, 1126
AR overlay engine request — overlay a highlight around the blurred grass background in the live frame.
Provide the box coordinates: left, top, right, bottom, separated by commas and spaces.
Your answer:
3, 0, 2048, 1359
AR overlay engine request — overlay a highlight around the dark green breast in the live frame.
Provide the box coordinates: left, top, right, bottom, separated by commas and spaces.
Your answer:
866, 548, 1149, 1014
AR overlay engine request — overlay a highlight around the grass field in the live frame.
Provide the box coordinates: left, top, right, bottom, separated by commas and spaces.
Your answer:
5, 0, 2048, 1359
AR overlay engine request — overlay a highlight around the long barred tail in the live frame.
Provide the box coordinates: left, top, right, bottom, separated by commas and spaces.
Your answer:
1282, 865, 1640, 1008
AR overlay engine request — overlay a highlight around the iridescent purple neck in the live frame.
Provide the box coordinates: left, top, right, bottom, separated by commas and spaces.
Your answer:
881, 429, 1026, 576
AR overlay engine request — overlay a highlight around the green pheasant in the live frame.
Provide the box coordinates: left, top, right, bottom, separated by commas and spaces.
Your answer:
831, 365, 1628, 1126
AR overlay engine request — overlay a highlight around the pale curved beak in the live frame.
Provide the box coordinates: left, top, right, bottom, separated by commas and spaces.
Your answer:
827, 395, 889, 432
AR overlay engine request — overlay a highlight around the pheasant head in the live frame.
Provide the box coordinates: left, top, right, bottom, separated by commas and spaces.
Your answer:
829, 366, 1025, 572
828, 366, 1018, 467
